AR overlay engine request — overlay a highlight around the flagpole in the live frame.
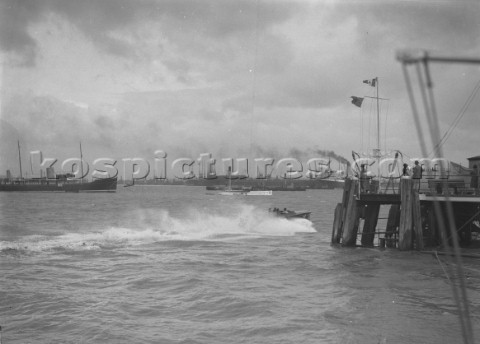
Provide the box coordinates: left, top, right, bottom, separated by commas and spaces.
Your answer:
376, 77, 381, 191
376, 77, 380, 153
356, 77, 383, 191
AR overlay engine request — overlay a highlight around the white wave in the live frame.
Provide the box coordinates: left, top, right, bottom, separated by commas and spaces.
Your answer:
0, 205, 316, 252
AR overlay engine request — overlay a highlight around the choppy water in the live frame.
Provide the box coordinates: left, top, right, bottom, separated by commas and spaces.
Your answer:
1, 186, 479, 343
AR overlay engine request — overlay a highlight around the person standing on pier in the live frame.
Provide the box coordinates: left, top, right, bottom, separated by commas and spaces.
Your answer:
402, 163, 410, 177
360, 164, 369, 193
412, 160, 422, 191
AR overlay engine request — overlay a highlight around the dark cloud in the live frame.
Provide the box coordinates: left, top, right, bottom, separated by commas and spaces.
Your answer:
0, 0, 44, 66
2, 0, 478, 167
0, 0, 141, 64
335, 2, 480, 53
53, 0, 138, 57
143, 0, 296, 38
0, 0, 299, 66
237, 1, 480, 111
0, 94, 125, 170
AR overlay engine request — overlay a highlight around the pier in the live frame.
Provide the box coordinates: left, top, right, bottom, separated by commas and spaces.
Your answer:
331, 177, 480, 250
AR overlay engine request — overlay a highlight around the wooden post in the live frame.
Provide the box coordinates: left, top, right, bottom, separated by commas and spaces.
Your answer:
434, 202, 448, 246
339, 178, 352, 232
341, 178, 352, 205
361, 204, 380, 246
338, 178, 353, 243
331, 203, 343, 244
385, 204, 400, 248
425, 204, 438, 247
412, 190, 424, 250
342, 179, 360, 246
399, 178, 413, 250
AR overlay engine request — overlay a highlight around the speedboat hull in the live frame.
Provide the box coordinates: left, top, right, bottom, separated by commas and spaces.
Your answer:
270, 208, 311, 220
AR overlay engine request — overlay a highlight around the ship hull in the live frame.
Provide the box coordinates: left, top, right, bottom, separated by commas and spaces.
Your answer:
269, 209, 311, 220
0, 177, 117, 192
0, 182, 65, 192
63, 178, 118, 193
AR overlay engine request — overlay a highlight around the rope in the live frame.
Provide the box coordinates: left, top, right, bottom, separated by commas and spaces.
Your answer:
402, 63, 428, 156
429, 78, 480, 157
423, 59, 473, 344
248, 0, 260, 156
415, 63, 438, 150
402, 59, 474, 344
361, 102, 364, 153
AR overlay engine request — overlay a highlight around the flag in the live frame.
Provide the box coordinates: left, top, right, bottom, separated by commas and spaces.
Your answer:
363, 78, 377, 87
350, 96, 364, 108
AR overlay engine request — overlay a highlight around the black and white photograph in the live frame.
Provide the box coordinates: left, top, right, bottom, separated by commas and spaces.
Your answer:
1, 0, 479, 343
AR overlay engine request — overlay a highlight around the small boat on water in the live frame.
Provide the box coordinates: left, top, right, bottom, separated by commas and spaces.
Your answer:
219, 167, 272, 196
207, 184, 305, 191
219, 188, 272, 196
269, 208, 311, 220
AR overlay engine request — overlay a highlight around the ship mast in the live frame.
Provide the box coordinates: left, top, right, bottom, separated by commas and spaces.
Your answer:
362, 77, 383, 158
80, 142, 84, 183
17, 140, 23, 179
375, 77, 381, 182
376, 77, 380, 154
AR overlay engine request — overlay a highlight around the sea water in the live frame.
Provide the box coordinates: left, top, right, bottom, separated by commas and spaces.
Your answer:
1, 186, 479, 343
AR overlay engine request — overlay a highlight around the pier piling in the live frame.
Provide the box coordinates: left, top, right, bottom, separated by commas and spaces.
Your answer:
412, 190, 424, 250
332, 171, 480, 249
399, 179, 414, 250
331, 203, 343, 244
385, 205, 400, 248
341, 179, 360, 246
361, 204, 380, 247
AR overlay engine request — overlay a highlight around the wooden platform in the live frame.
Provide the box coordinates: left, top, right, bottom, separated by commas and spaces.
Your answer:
358, 193, 401, 205
419, 194, 480, 203
332, 178, 480, 249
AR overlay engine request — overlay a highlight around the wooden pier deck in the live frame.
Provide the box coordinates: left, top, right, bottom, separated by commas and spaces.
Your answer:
331, 178, 480, 250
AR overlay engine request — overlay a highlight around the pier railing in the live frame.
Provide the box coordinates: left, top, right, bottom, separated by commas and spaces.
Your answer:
361, 175, 478, 197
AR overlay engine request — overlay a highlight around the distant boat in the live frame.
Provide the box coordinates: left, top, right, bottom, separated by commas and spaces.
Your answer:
0, 174, 117, 193
245, 190, 273, 195
205, 185, 223, 190
219, 167, 272, 196
0, 141, 117, 193
207, 183, 305, 191
269, 208, 311, 220
218, 187, 273, 196
64, 142, 117, 193
269, 185, 307, 191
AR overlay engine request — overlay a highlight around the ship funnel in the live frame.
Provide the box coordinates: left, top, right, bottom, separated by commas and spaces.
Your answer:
46, 167, 55, 179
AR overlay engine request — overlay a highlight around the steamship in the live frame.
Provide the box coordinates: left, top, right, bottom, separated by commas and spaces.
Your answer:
0, 142, 117, 192
0, 167, 117, 193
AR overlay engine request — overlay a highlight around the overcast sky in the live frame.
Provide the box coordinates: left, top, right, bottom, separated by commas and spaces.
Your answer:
1, 0, 479, 178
